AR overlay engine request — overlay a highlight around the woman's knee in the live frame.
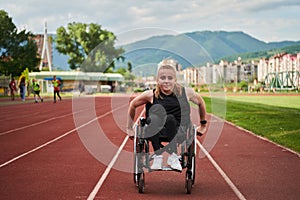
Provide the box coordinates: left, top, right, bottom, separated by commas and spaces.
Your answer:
166, 115, 176, 126
145, 114, 164, 138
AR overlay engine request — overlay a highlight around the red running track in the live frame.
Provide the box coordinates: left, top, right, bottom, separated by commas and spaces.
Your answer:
0, 96, 299, 200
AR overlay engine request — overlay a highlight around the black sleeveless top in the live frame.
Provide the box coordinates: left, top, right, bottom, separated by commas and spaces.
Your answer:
146, 87, 190, 126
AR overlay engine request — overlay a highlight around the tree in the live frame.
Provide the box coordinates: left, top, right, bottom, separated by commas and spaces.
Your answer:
0, 10, 40, 76
55, 22, 124, 72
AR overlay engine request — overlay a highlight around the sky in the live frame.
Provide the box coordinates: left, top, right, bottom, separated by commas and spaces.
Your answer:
1, 0, 300, 43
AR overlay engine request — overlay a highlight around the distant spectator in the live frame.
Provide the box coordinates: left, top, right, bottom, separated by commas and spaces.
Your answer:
19, 76, 26, 101
78, 81, 85, 96
9, 78, 17, 101
27, 79, 31, 97
32, 79, 43, 103
52, 75, 62, 103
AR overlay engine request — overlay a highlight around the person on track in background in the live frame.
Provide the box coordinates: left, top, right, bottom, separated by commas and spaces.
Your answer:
32, 79, 43, 103
19, 76, 26, 102
27, 79, 31, 97
78, 81, 85, 96
126, 58, 207, 171
9, 78, 17, 101
52, 75, 62, 103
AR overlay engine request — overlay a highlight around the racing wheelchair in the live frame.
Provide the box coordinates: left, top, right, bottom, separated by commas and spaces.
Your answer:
133, 117, 197, 194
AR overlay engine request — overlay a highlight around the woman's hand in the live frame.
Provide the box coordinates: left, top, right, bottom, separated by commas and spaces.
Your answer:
196, 124, 207, 136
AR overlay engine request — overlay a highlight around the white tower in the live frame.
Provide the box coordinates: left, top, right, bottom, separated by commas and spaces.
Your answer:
39, 22, 52, 71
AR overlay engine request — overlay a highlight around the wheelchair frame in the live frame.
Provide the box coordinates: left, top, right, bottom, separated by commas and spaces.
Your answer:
133, 117, 197, 194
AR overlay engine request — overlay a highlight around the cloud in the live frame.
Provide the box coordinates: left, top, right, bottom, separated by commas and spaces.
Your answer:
1, 0, 299, 42
246, 0, 300, 11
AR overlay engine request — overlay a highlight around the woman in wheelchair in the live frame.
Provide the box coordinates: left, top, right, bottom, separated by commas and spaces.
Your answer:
127, 58, 207, 171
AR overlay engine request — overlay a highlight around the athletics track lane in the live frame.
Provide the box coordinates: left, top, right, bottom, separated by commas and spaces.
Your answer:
0, 96, 299, 199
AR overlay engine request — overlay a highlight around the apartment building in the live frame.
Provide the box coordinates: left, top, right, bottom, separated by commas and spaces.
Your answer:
258, 52, 300, 89
182, 57, 254, 86
182, 52, 300, 90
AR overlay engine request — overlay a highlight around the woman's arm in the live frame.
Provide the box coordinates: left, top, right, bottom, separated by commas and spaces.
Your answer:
185, 87, 207, 135
126, 90, 153, 137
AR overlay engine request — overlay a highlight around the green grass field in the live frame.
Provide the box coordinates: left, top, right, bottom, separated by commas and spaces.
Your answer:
202, 94, 300, 153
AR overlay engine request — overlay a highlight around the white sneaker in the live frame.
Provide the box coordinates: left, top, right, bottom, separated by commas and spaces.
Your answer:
167, 153, 182, 171
151, 154, 163, 170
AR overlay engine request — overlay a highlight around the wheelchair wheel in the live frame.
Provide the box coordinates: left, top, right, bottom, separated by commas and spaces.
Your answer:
133, 153, 138, 185
189, 138, 196, 185
134, 141, 148, 186
185, 153, 196, 194
133, 125, 142, 185
185, 176, 193, 194
138, 172, 145, 193
185, 125, 196, 194
133, 123, 149, 193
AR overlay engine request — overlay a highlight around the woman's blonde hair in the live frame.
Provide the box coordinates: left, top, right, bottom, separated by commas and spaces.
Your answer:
154, 59, 183, 98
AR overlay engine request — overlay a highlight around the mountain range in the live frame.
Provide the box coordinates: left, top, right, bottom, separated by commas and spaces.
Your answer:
52, 31, 300, 73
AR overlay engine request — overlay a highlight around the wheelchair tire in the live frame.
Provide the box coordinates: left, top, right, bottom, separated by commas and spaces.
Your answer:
187, 125, 196, 185
185, 125, 196, 194
133, 137, 139, 184
133, 125, 143, 184
134, 142, 144, 184
133, 155, 138, 185
191, 154, 196, 185
185, 155, 195, 194
189, 142, 196, 185
185, 175, 193, 194
138, 173, 145, 193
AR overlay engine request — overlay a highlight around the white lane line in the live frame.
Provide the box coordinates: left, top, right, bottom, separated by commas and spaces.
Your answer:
0, 104, 127, 168
0, 109, 86, 136
87, 136, 129, 200
87, 111, 145, 199
0, 128, 76, 168
197, 140, 247, 200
